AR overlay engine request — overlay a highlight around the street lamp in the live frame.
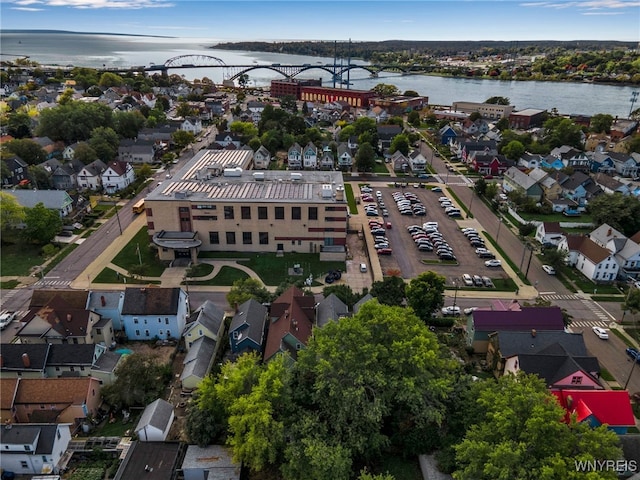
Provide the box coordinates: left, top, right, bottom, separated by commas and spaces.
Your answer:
496, 216, 503, 244
453, 279, 458, 311
113, 198, 123, 236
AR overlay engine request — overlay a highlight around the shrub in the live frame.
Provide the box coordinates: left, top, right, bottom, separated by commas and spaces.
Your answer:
426, 317, 455, 328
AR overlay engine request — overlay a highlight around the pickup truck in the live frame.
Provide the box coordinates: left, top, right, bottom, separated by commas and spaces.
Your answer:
0, 312, 17, 330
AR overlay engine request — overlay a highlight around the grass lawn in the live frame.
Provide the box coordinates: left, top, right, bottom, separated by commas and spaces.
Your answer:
111, 227, 166, 276
373, 162, 390, 174
557, 264, 623, 295
1, 240, 45, 276
238, 252, 345, 286
0, 280, 19, 289
189, 266, 249, 286
344, 183, 358, 214
492, 277, 518, 291
188, 263, 214, 277
93, 414, 139, 437
93, 267, 160, 285
483, 231, 530, 285
518, 211, 593, 224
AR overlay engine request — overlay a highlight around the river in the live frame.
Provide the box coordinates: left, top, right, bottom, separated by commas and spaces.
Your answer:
2, 32, 637, 118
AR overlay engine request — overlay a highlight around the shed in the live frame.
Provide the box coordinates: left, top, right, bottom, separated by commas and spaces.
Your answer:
181, 445, 241, 480
134, 398, 175, 442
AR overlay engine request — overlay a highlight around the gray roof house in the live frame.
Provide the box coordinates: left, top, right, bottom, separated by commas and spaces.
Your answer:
316, 293, 349, 328
183, 300, 226, 351
502, 166, 542, 199
77, 159, 107, 190
8, 189, 74, 217
181, 445, 240, 480
229, 298, 267, 355
353, 294, 374, 314
134, 398, 175, 442
180, 336, 216, 390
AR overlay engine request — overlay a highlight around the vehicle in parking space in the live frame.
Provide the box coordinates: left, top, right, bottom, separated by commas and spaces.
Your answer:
360, 187, 372, 193
431, 187, 443, 192
485, 259, 502, 267
438, 252, 456, 260
366, 210, 379, 216
462, 273, 473, 286
377, 248, 393, 255
444, 206, 458, 213
360, 263, 368, 273
472, 275, 483, 286
592, 326, 609, 340
423, 222, 438, 229
542, 264, 556, 275
477, 250, 495, 258
371, 228, 386, 235
441, 306, 461, 316
438, 197, 450, 202
418, 244, 434, 252
470, 240, 486, 248
0, 311, 17, 330
382, 210, 389, 217
447, 210, 462, 217
324, 270, 342, 284
482, 276, 494, 288
498, 193, 508, 202
626, 347, 640, 363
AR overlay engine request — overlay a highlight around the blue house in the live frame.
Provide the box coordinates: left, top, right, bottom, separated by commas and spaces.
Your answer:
87, 290, 125, 330
540, 155, 564, 170
439, 125, 457, 146
228, 298, 267, 355
121, 287, 188, 341
588, 152, 615, 174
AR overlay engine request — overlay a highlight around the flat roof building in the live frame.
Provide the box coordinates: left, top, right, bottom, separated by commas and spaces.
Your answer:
144, 157, 348, 262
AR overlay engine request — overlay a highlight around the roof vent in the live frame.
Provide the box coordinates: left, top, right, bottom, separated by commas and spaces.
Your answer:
22, 353, 31, 368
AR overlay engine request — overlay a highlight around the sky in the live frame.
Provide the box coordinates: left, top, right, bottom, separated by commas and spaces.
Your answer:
1, 0, 639, 42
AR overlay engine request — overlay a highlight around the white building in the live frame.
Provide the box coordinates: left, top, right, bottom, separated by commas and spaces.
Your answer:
134, 398, 175, 442
0, 423, 71, 475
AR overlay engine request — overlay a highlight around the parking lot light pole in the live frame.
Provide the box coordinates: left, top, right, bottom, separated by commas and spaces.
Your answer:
453, 280, 458, 311
496, 217, 503, 244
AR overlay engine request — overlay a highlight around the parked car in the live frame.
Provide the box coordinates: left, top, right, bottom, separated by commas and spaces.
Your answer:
431, 187, 442, 192
626, 347, 640, 363
477, 251, 495, 259
441, 306, 461, 316
482, 276, 494, 288
485, 259, 502, 267
592, 326, 609, 340
0, 312, 17, 330
377, 248, 393, 255
472, 275, 483, 286
542, 264, 556, 275
463, 307, 478, 315
462, 273, 473, 286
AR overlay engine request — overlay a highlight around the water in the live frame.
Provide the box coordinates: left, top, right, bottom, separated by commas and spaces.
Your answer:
2, 32, 636, 118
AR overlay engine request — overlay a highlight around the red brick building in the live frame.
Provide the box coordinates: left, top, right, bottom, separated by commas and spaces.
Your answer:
509, 108, 547, 130
300, 86, 376, 108
270, 79, 322, 99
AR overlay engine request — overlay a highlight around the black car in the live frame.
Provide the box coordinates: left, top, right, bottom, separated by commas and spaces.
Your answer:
324, 270, 342, 284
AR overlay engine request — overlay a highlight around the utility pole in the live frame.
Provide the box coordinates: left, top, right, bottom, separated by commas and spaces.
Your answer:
113, 198, 123, 235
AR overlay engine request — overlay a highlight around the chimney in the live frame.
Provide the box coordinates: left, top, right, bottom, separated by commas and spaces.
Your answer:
607, 228, 612, 236
531, 329, 537, 338
101, 295, 106, 307
67, 313, 72, 322
22, 353, 31, 368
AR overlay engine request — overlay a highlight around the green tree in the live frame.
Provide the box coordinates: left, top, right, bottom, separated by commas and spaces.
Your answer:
590, 113, 614, 133
176, 101, 194, 119
185, 401, 225, 447
469, 112, 482, 122
338, 125, 356, 142
355, 143, 376, 172
138, 164, 153, 180
626, 134, 640, 154
403, 90, 419, 97
22, 202, 62, 245
542, 247, 569, 270
230, 121, 259, 140
495, 117, 509, 131
7, 112, 32, 138
37, 101, 113, 143
407, 110, 421, 128
237, 73, 249, 89
474, 177, 487, 196
587, 193, 640, 237
485, 96, 510, 105
370, 276, 406, 306
172, 130, 196, 149
101, 353, 172, 409
405, 271, 446, 321
248, 137, 262, 151
502, 140, 525, 160
485, 182, 499, 202
113, 110, 146, 139
0, 192, 25, 234
72, 142, 98, 165
322, 284, 358, 309
389, 134, 410, 156
280, 95, 298, 113
622, 288, 640, 321
89, 126, 119, 162
98, 72, 124, 87
372, 83, 400, 97
5, 139, 46, 165
454, 373, 621, 480
226, 277, 272, 308
543, 117, 583, 150
27, 165, 52, 189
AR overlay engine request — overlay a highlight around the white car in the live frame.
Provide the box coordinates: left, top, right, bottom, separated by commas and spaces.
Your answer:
485, 259, 502, 267
542, 264, 556, 275
0, 312, 17, 330
441, 306, 461, 316
592, 326, 609, 340
464, 307, 479, 315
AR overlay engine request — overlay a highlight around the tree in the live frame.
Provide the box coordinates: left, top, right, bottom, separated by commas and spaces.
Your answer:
226, 277, 272, 308
176, 101, 193, 119
113, 110, 146, 139
407, 110, 421, 128
7, 112, 32, 138
101, 353, 172, 409
98, 72, 124, 87
485, 96, 510, 105
22, 203, 62, 245
185, 401, 225, 447
622, 288, 640, 321
454, 373, 621, 480
590, 113, 614, 134
587, 193, 640, 237
37, 101, 113, 143
355, 143, 376, 172
0, 192, 25, 235
405, 271, 446, 321
229, 121, 259, 140
27, 165, 51, 189
280, 95, 298, 113
370, 276, 406, 306
543, 117, 583, 150
72, 142, 98, 165
5, 139, 46, 165
485, 182, 499, 202
469, 112, 482, 122
474, 177, 487, 196
89, 126, 119, 162
322, 284, 358, 309
542, 247, 569, 270
502, 140, 525, 160
372, 83, 400, 97
403, 90, 419, 97
237, 73, 249, 89
248, 137, 262, 151
172, 130, 195, 149
389, 134, 409, 156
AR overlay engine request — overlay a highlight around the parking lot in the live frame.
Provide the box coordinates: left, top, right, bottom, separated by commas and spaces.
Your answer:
362, 184, 511, 287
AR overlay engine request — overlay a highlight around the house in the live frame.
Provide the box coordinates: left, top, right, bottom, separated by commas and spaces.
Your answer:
31, 136, 60, 159
552, 390, 635, 434
316, 293, 349, 328
353, 294, 374, 314
114, 441, 181, 480
1, 155, 29, 187
588, 152, 616, 174
121, 287, 189, 341
550, 146, 590, 173
263, 286, 315, 362
0, 344, 49, 379
253, 145, 271, 170
347, 135, 359, 151
77, 159, 107, 190
118, 138, 155, 164
181, 445, 241, 480
101, 161, 135, 194
527, 168, 562, 200
457, 140, 498, 163
609, 152, 639, 178
337, 143, 353, 169
535, 222, 565, 246
0, 423, 72, 475
287, 142, 302, 169
592, 173, 630, 195
48, 159, 84, 190
8, 377, 101, 425
377, 125, 402, 152
368, 106, 389, 123
540, 155, 565, 171
62, 142, 83, 161
558, 234, 619, 284
589, 223, 627, 251
247, 100, 266, 114
213, 132, 242, 149
181, 117, 203, 135
517, 152, 543, 170
86, 290, 125, 331
391, 151, 410, 172
180, 336, 216, 390
134, 398, 175, 442
182, 300, 225, 351
467, 306, 566, 353
502, 167, 543, 199
228, 298, 267, 356
469, 153, 512, 176
0, 379, 19, 424
613, 236, 640, 281
319, 150, 335, 170
439, 125, 457, 146
559, 171, 600, 207
302, 142, 318, 169
509, 108, 546, 130
408, 150, 427, 173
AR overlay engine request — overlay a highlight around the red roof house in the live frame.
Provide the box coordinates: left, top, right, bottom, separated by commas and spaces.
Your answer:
552, 389, 635, 434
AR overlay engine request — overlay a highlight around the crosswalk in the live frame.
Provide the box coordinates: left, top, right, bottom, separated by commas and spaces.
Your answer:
540, 294, 583, 301
0, 309, 29, 322
568, 319, 609, 329
34, 279, 72, 288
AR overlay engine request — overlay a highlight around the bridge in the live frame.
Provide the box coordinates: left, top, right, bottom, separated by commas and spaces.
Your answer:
138, 54, 429, 83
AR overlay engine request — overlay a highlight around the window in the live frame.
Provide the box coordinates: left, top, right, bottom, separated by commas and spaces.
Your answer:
209, 232, 219, 244
224, 206, 234, 220
275, 207, 285, 220
226, 232, 236, 244
145, 330, 150, 337
258, 206, 268, 219
21, 461, 28, 468
292, 206, 301, 220
24, 445, 31, 451
308, 207, 318, 220
96, 328, 102, 334
259, 232, 269, 245
243, 232, 252, 244
147, 221, 155, 230
571, 376, 582, 385
232, 331, 239, 339
57, 429, 61, 440
159, 330, 163, 335
241, 206, 251, 220
135, 330, 140, 336
133, 318, 139, 324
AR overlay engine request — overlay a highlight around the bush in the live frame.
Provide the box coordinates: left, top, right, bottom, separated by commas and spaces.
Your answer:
426, 317, 456, 328
518, 222, 536, 237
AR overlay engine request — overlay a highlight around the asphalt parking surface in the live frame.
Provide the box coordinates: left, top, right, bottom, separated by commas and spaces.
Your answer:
367, 185, 510, 287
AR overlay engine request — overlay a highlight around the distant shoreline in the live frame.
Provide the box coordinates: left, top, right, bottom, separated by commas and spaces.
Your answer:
2, 29, 174, 39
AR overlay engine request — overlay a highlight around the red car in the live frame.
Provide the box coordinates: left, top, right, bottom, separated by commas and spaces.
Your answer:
377, 248, 393, 255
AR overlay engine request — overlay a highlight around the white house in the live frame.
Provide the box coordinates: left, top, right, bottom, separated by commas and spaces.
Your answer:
0, 423, 72, 475
77, 159, 107, 190
287, 143, 302, 169
101, 161, 135, 194
336, 143, 353, 169
615, 236, 640, 281
182, 300, 225, 350
409, 150, 427, 173
134, 398, 175, 442
181, 117, 203, 135
253, 145, 271, 170
535, 222, 565, 246
303, 142, 318, 169
559, 234, 619, 284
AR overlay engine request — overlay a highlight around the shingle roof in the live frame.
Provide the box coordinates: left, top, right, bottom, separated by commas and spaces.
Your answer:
121, 287, 181, 315
316, 293, 348, 328
0, 344, 50, 372
8, 189, 72, 210
543, 222, 563, 234
577, 236, 612, 264
29, 289, 89, 309
0, 424, 65, 455
517, 348, 600, 387
181, 336, 216, 382
92, 351, 122, 373
504, 167, 537, 190
14, 377, 95, 405
353, 294, 374, 314
47, 344, 95, 366
229, 298, 267, 347
184, 300, 225, 336
135, 398, 174, 433
494, 330, 586, 358
472, 307, 565, 331
0, 378, 19, 410
590, 223, 626, 248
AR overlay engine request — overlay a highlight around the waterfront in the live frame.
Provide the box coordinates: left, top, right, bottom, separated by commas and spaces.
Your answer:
2, 32, 637, 118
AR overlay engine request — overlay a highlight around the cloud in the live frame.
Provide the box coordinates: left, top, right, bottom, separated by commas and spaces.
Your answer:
11, 5, 44, 9
521, 0, 640, 8
10, 0, 173, 8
